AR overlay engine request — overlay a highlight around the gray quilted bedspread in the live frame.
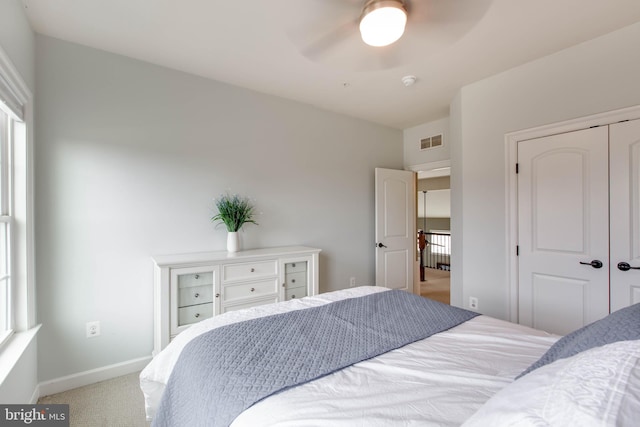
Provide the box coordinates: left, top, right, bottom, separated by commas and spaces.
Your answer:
152, 289, 479, 427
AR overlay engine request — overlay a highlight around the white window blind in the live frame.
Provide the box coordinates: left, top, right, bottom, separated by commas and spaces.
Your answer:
0, 73, 23, 120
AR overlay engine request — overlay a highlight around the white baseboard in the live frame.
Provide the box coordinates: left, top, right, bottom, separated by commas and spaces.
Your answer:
30, 385, 39, 404
38, 355, 152, 398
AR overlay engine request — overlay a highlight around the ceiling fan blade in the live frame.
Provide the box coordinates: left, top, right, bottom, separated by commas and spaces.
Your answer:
404, 0, 493, 46
296, 20, 359, 62
283, 0, 360, 60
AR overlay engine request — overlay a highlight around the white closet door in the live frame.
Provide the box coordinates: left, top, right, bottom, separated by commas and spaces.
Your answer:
610, 118, 640, 312
518, 127, 609, 335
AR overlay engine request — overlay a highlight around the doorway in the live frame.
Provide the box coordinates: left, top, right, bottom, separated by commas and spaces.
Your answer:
413, 162, 451, 304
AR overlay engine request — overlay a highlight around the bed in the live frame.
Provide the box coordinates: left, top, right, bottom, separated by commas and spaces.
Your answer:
140, 286, 640, 426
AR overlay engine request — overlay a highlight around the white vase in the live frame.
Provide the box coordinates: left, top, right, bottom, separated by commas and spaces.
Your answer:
227, 231, 240, 253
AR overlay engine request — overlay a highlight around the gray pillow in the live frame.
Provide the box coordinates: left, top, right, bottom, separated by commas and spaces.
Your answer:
518, 303, 640, 378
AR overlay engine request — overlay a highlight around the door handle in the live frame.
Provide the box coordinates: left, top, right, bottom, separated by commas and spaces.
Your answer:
376, 242, 387, 248
617, 262, 640, 271
579, 260, 603, 269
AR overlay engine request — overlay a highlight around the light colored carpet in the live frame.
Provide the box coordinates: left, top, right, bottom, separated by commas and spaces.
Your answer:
420, 268, 451, 305
38, 371, 150, 427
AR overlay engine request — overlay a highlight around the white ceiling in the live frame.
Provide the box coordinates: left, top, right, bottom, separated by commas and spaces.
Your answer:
21, 0, 640, 129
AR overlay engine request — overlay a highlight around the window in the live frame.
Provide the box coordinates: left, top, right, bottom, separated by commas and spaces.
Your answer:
0, 105, 14, 345
0, 45, 34, 349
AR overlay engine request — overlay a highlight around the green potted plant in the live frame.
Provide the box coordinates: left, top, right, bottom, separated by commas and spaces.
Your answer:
211, 193, 258, 252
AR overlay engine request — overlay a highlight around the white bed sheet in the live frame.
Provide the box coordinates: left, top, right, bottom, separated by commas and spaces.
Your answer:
140, 286, 559, 426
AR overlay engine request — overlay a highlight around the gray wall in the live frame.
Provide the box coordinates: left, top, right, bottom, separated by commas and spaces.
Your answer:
418, 177, 450, 192
418, 218, 450, 232
35, 36, 402, 382
451, 21, 640, 318
403, 117, 450, 167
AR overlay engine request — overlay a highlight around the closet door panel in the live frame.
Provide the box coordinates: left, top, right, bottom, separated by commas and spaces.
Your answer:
518, 127, 609, 334
610, 118, 640, 312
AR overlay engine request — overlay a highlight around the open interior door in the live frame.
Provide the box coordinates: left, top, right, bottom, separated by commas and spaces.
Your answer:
375, 168, 416, 293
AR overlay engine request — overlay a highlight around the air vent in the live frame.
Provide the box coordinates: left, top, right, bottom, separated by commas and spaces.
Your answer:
420, 134, 443, 150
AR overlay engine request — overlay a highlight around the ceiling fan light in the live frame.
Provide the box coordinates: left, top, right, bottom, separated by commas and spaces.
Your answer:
359, 1, 407, 47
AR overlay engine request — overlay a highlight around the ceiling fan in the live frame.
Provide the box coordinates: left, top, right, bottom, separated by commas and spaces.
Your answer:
283, 0, 493, 71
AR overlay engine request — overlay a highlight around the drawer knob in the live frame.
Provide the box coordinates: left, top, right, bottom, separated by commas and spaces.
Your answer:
282, 283, 286, 287
250, 268, 255, 272
291, 295, 296, 299
195, 313, 200, 318
291, 279, 296, 283
195, 274, 199, 279
250, 287, 255, 292
215, 293, 220, 298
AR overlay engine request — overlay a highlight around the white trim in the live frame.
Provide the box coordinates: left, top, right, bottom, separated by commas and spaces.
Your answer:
407, 160, 451, 173
37, 356, 152, 398
29, 385, 39, 404
504, 104, 640, 323
0, 324, 40, 385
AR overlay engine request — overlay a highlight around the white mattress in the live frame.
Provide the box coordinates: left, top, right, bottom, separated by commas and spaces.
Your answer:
140, 286, 558, 426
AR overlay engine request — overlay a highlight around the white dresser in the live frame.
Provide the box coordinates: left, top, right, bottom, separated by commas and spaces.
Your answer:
152, 245, 321, 355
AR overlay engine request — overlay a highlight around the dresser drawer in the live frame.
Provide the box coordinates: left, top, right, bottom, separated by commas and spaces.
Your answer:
222, 296, 278, 314
223, 278, 278, 302
222, 260, 277, 282
176, 271, 214, 289
285, 286, 307, 301
284, 271, 306, 289
285, 262, 307, 274
178, 303, 213, 326
178, 284, 213, 307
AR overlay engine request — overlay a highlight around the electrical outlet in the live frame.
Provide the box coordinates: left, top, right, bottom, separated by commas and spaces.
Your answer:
86, 321, 100, 338
469, 297, 479, 310
349, 277, 356, 287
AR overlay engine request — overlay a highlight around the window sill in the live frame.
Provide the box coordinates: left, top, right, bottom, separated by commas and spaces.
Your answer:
0, 324, 41, 385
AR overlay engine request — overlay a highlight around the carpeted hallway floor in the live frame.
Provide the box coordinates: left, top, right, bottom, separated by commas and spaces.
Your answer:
420, 268, 450, 304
